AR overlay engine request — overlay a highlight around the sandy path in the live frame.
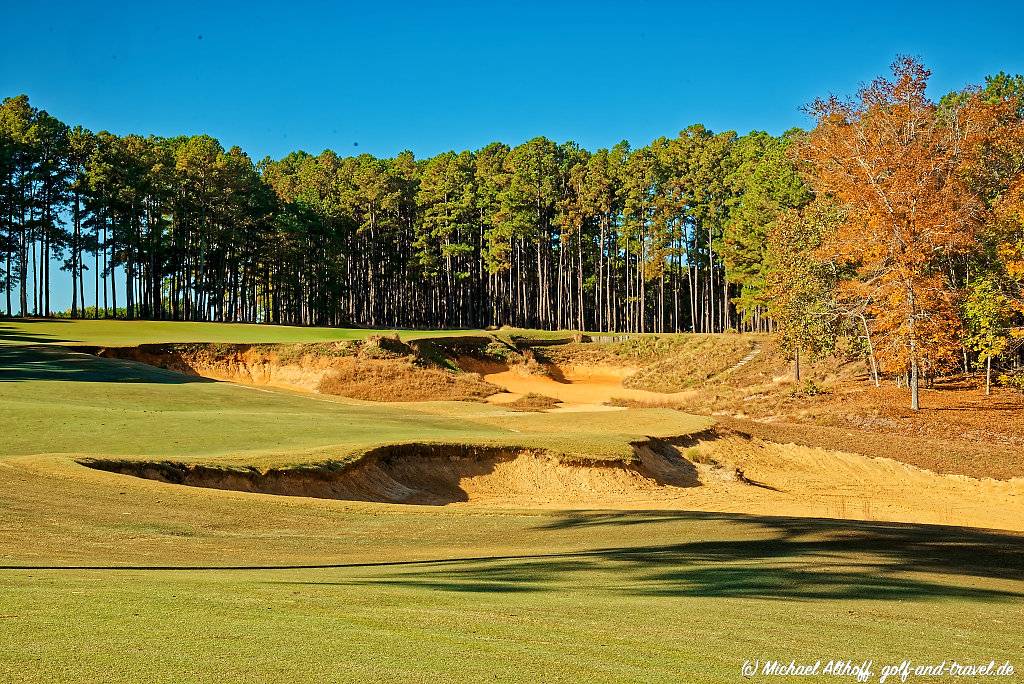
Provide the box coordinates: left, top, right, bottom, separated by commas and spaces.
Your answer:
482, 366, 696, 406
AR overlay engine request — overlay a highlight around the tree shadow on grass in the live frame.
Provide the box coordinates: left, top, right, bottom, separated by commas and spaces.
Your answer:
0, 320, 76, 345
282, 513, 1024, 602
7, 513, 1023, 602
0, 345, 211, 384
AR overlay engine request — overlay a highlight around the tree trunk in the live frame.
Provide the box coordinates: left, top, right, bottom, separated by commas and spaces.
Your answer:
859, 314, 880, 387
908, 287, 921, 410
910, 359, 920, 410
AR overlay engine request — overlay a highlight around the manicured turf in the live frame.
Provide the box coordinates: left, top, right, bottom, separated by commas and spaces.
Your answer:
0, 318, 484, 347
1, 319, 1022, 683
2, 496, 1021, 683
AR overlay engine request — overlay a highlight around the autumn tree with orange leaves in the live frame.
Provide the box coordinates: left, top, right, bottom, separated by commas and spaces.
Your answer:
798, 57, 1020, 409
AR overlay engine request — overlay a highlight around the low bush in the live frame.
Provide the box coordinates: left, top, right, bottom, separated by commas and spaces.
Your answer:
790, 379, 828, 398
482, 340, 521, 363
608, 335, 688, 360
503, 393, 561, 412
53, 306, 129, 319
254, 341, 359, 364
998, 373, 1024, 395
360, 334, 413, 359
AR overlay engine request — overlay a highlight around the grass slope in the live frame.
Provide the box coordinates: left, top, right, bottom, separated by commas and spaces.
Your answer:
1, 319, 1021, 683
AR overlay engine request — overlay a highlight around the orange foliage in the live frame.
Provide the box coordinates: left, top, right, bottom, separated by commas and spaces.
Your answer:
967, 90, 1024, 306
800, 58, 992, 380
995, 176, 1024, 289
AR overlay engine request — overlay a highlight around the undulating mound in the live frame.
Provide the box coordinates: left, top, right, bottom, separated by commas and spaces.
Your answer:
317, 362, 500, 402
499, 393, 562, 412
83, 339, 501, 401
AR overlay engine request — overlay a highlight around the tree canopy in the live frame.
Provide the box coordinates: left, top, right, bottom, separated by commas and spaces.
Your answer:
2, 58, 1023, 410
1, 98, 801, 333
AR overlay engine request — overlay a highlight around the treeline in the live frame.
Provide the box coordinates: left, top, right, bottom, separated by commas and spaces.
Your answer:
3, 58, 1024, 408
1, 95, 806, 333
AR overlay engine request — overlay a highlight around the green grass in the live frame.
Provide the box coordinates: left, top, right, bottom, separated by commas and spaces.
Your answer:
1, 319, 1022, 683
1, 504, 1021, 683
0, 345, 706, 465
0, 318, 486, 347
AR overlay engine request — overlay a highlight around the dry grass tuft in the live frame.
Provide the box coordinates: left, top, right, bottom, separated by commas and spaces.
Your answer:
517, 349, 552, 377
359, 334, 414, 359
607, 396, 691, 410
503, 393, 562, 412
621, 336, 757, 392
255, 341, 359, 364
318, 360, 501, 402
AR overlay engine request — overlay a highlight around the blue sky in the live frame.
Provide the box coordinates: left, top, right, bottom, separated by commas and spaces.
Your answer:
3, 0, 1023, 310
4, 0, 1023, 163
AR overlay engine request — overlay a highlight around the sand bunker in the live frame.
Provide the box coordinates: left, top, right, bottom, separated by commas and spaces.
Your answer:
78, 441, 698, 506
70, 343, 1024, 531
89, 343, 338, 392
89, 343, 500, 401
673, 431, 1024, 531
84, 342, 692, 408
477, 362, 696, 408
74, 431, 1024, 530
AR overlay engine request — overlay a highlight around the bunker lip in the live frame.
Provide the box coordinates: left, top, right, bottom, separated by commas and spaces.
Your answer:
75, 439, 700, 506
74, 342, 501, 401
66, 426, 1024, 529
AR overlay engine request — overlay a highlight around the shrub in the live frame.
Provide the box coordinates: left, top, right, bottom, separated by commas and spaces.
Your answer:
790, 379, 828, 397
610, 335, 685, 360
519, 349, 551, 376
684, 447, 721, 467
360, 334, 412, 359
483, 340, 519, 362
997, 373, 1024, 395
260, 341, 358, 364
53, 306, 129, 319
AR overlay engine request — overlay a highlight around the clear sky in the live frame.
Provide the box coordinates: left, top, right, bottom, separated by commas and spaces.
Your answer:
4, 0, 1024, 162
3, 0, 1023, 310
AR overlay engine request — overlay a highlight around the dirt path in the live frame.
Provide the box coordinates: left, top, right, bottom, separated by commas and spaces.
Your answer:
714, 342, 762, 378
